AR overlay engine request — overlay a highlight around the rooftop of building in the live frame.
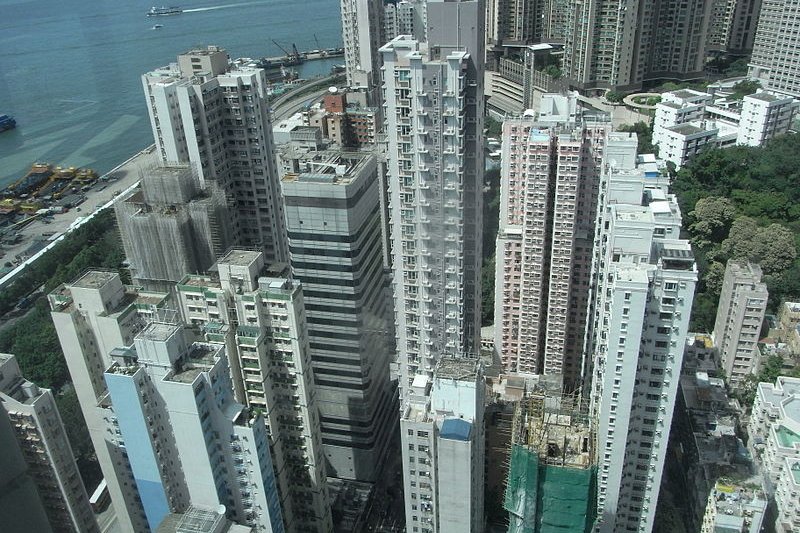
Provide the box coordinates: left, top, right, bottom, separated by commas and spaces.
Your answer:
672, 89, 709, 100
681, 372, 731, 412
668, 122, 709, 136
281, 150, 373, 187
512, 390, 593, 469
167, 342, 221, 384
654, 240, 696, 270
434, 357, 480, 381
708, 479, 767, 527
757, 377, 800, 417
180, 45, 226, 58
0, 354, 44, 405
219, 248, 262, 267
178, 274, 220, 289
775, 424, 800, 448
138, 321, 180, 343
746, 91, 785, 103
71, 270, 118, 289
155, 504, 246, 533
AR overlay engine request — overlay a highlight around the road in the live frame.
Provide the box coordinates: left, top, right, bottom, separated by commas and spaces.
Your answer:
271, 73, 346, 120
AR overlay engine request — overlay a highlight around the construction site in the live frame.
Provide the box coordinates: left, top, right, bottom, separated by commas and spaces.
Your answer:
504, 388, 597, 533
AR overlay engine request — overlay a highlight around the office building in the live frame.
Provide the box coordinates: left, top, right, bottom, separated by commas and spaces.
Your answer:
381, 1, 486, 530
586, 134, 697, 533
115, 164, 234, 289
712, 261, 768, 389
142, 46, 288, 262
749, 0, 800, 98
652, 88, 798, 169
400, 358, 485, 533
493, 95, 608, 387
561, 0, 713, 91
49, 271, 171, 532
103, 322, 284, 532
175, 250, 333, 533
0, 354, 98, 533
280, 150, 396, 482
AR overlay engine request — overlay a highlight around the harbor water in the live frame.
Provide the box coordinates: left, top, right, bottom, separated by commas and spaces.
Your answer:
0, 0, 342, 187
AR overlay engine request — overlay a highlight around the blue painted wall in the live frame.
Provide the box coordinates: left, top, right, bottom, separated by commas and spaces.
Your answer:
105, 371, 170, 531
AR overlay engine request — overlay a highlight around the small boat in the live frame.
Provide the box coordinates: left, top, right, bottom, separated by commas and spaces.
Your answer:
152, 24, 164, 29
147, 6, 182, 16
0, 114, 16, 132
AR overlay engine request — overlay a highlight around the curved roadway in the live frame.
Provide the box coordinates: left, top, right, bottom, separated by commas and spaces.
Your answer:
271, 73, 346, 120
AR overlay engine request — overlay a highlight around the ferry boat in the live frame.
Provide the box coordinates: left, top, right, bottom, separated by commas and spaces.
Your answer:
0, 114, 16, 132
147, 6, 182, 16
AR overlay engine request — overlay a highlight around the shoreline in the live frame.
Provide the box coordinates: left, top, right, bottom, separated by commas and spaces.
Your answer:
0, 146, 157, 288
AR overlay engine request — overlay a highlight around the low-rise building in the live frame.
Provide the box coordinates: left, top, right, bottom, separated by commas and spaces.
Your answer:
749, 377, 800, 532
652, 89, 799, 169
700, 480, 767, 533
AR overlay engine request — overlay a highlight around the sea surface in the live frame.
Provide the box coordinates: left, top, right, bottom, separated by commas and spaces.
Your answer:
0, 0, 342, 187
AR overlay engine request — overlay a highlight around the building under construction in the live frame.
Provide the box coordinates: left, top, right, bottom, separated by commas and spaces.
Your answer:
115, 163, 233, 290
504, 388, 597, 533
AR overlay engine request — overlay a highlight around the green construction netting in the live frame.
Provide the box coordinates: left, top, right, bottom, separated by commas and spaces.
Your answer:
504, 444, 597, 533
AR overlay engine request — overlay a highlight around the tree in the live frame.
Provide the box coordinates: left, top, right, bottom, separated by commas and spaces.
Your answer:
729, 80, 761, 100
617, 121, 655, 154
721, 216, 760, 261
689, 196, 737, 248
703, 261, 727, 296
756, 223, 797, 275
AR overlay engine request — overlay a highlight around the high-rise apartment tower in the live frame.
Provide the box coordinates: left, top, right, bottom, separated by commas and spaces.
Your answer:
586, 135, 696, 533
493, 95, 607, 388
142, 46, 288, 262
0, 354, 99, 533
381, 0, 487, 530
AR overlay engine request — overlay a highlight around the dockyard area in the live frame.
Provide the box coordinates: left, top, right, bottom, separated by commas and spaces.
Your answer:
0, 148, 158, 277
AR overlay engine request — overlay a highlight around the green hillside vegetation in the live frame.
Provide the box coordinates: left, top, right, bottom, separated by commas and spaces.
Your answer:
671, 134, 800, 331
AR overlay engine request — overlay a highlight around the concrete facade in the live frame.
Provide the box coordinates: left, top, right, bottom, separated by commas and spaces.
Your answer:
749, 377, 800, 533
712, 261, 768, 388
586, 135, 696, 533
652, 88, 798, 168
562, 0, 713, 91
493, 96, 608, 388
142, 46, 288, 263
103, 323, 284, 532
48, 271, 170, 532
175, 251, 333, 533
749, 0, 800, 98
399, 358, 485, 533
0, 354, 99, 533
381, 2, 487, 531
